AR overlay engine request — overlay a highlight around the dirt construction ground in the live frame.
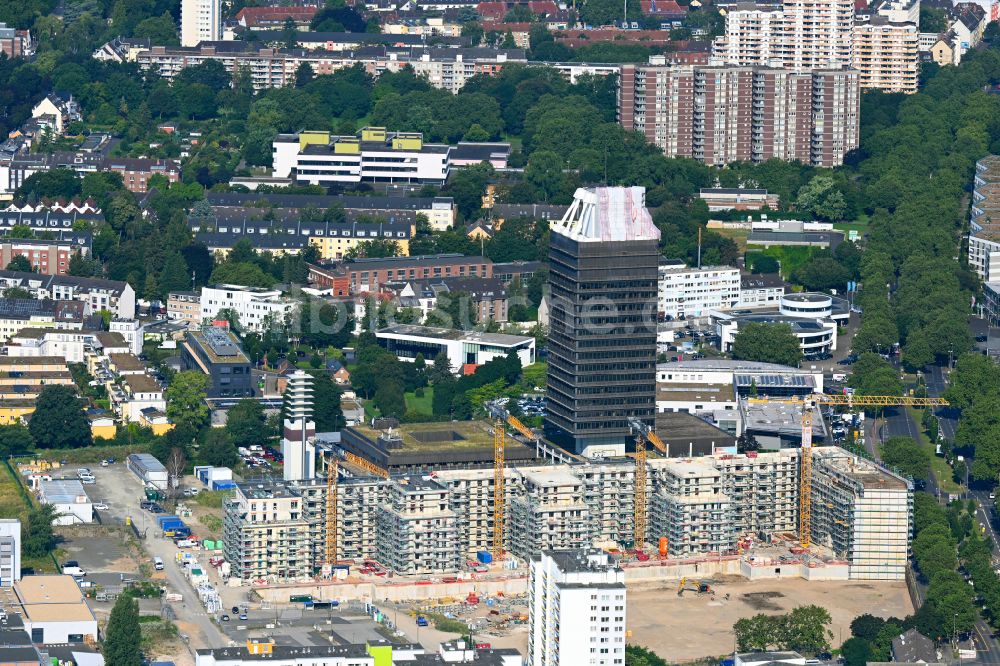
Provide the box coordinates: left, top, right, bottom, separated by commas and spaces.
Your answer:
627, 577, 914, 660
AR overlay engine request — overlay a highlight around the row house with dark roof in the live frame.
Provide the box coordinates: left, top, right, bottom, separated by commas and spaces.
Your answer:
189, 214, 414, 261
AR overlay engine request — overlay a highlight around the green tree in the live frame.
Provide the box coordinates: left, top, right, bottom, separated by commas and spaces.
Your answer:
794, 257, 849, 291
945, 353, 1000, 409
28, 385, 91, 449
5, 255, 33, 272
795, 175, 847, 221
851, 313, 898, 354
345, 238, 400, 259
525, 150, 564, 201
309, 371, 345, 432
429, 352, 454, 385
0, 424, 33, 458
197, 428, 239, 468
374, 380, 406, 419
731, 322, 802, 367
783, 605, 833, 654
165, 371, 209, 433
902, 328, 934, 371
840, 637, 872, 666
159, 252, 192, 295
624, 645, 668, 666
579, 0, 641, 26
22, 504, 58, 558
847, 353, 903, 398
734, 614, 781, 651
850, 613, 885, 642
103, 594, 141, 666
880, 436, 930, 479
225, 399, 268, 449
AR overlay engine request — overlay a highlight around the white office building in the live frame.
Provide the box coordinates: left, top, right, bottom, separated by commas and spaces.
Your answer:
658, 262, 741, 319
199, 284, 295, 332
526, 550, 626, 666
0, 519, 20, 586
376, 324, 536, 373
273, 129, 450, 186
717, 313, 838, 357
181, 0, 220, 47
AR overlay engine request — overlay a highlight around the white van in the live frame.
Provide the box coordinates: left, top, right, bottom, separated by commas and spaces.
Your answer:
153, 557, 164, 570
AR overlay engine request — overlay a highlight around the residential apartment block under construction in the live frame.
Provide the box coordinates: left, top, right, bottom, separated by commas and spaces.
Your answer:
222, 446, 911, 582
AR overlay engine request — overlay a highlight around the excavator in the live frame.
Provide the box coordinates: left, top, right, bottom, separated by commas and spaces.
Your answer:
676, 577, 713, 596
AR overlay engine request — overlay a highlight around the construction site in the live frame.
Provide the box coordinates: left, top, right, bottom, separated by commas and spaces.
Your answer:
222, 191, 939, 619
223, 429, 916, 586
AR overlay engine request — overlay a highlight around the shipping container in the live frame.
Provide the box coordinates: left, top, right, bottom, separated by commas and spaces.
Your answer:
156, 515, 182, 528
211, 479, 237, 490
476, 551, 493, 564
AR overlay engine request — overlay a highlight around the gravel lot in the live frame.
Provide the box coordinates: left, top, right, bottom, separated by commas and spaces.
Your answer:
627, 577, 913, 660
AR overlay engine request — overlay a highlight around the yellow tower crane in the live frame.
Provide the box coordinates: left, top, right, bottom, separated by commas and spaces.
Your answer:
343, 452, 389, 478
628, 418, 668, 551
486, 402, 539, 561
747, 393, 948, 548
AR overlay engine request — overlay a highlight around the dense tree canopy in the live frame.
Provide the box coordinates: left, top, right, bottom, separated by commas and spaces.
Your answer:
731, 323, 803, 367
28, 385, 91, 449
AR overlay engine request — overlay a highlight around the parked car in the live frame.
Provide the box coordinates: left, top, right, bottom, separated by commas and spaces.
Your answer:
239, 613, 248, 621
62, 562, 86, 577
93, 503, 108, 511
220, 614, 230, 622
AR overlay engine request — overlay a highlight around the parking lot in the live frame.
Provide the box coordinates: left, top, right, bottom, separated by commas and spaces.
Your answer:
84, 463, 231, 650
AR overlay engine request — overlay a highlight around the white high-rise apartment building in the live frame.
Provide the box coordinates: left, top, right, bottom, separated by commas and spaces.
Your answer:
713, 0, 919, 93
181, 0, 220, 47
527, 550, 626, 666
715, 0, 854, 69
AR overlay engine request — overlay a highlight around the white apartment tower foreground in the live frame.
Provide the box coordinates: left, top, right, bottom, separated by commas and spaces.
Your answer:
527, 550, 626, 666
181, 0, 220, 47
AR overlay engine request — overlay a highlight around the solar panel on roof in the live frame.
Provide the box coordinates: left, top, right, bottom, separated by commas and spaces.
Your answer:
204, 327, 239, 357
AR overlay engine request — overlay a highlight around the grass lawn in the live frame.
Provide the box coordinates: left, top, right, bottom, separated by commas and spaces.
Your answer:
0, 461, 28, 518
405, 387, 433, 415
713, 227, 750, 253
833, 213, 870, 239
907, 406, 965, 496
745, 246, 820, 279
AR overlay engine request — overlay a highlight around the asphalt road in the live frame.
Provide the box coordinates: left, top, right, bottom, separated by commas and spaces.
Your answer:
923, 357, 1000, 662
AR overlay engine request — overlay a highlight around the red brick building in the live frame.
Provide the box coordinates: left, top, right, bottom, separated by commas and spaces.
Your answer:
0, 239, 86, 276
0, 23, 31, 59
619, 61, 859, 167
104, 158, 180, 193
308, 254, 493, 296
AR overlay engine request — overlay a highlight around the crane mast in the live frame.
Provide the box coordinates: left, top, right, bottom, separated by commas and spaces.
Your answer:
749, 393, 948, 549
